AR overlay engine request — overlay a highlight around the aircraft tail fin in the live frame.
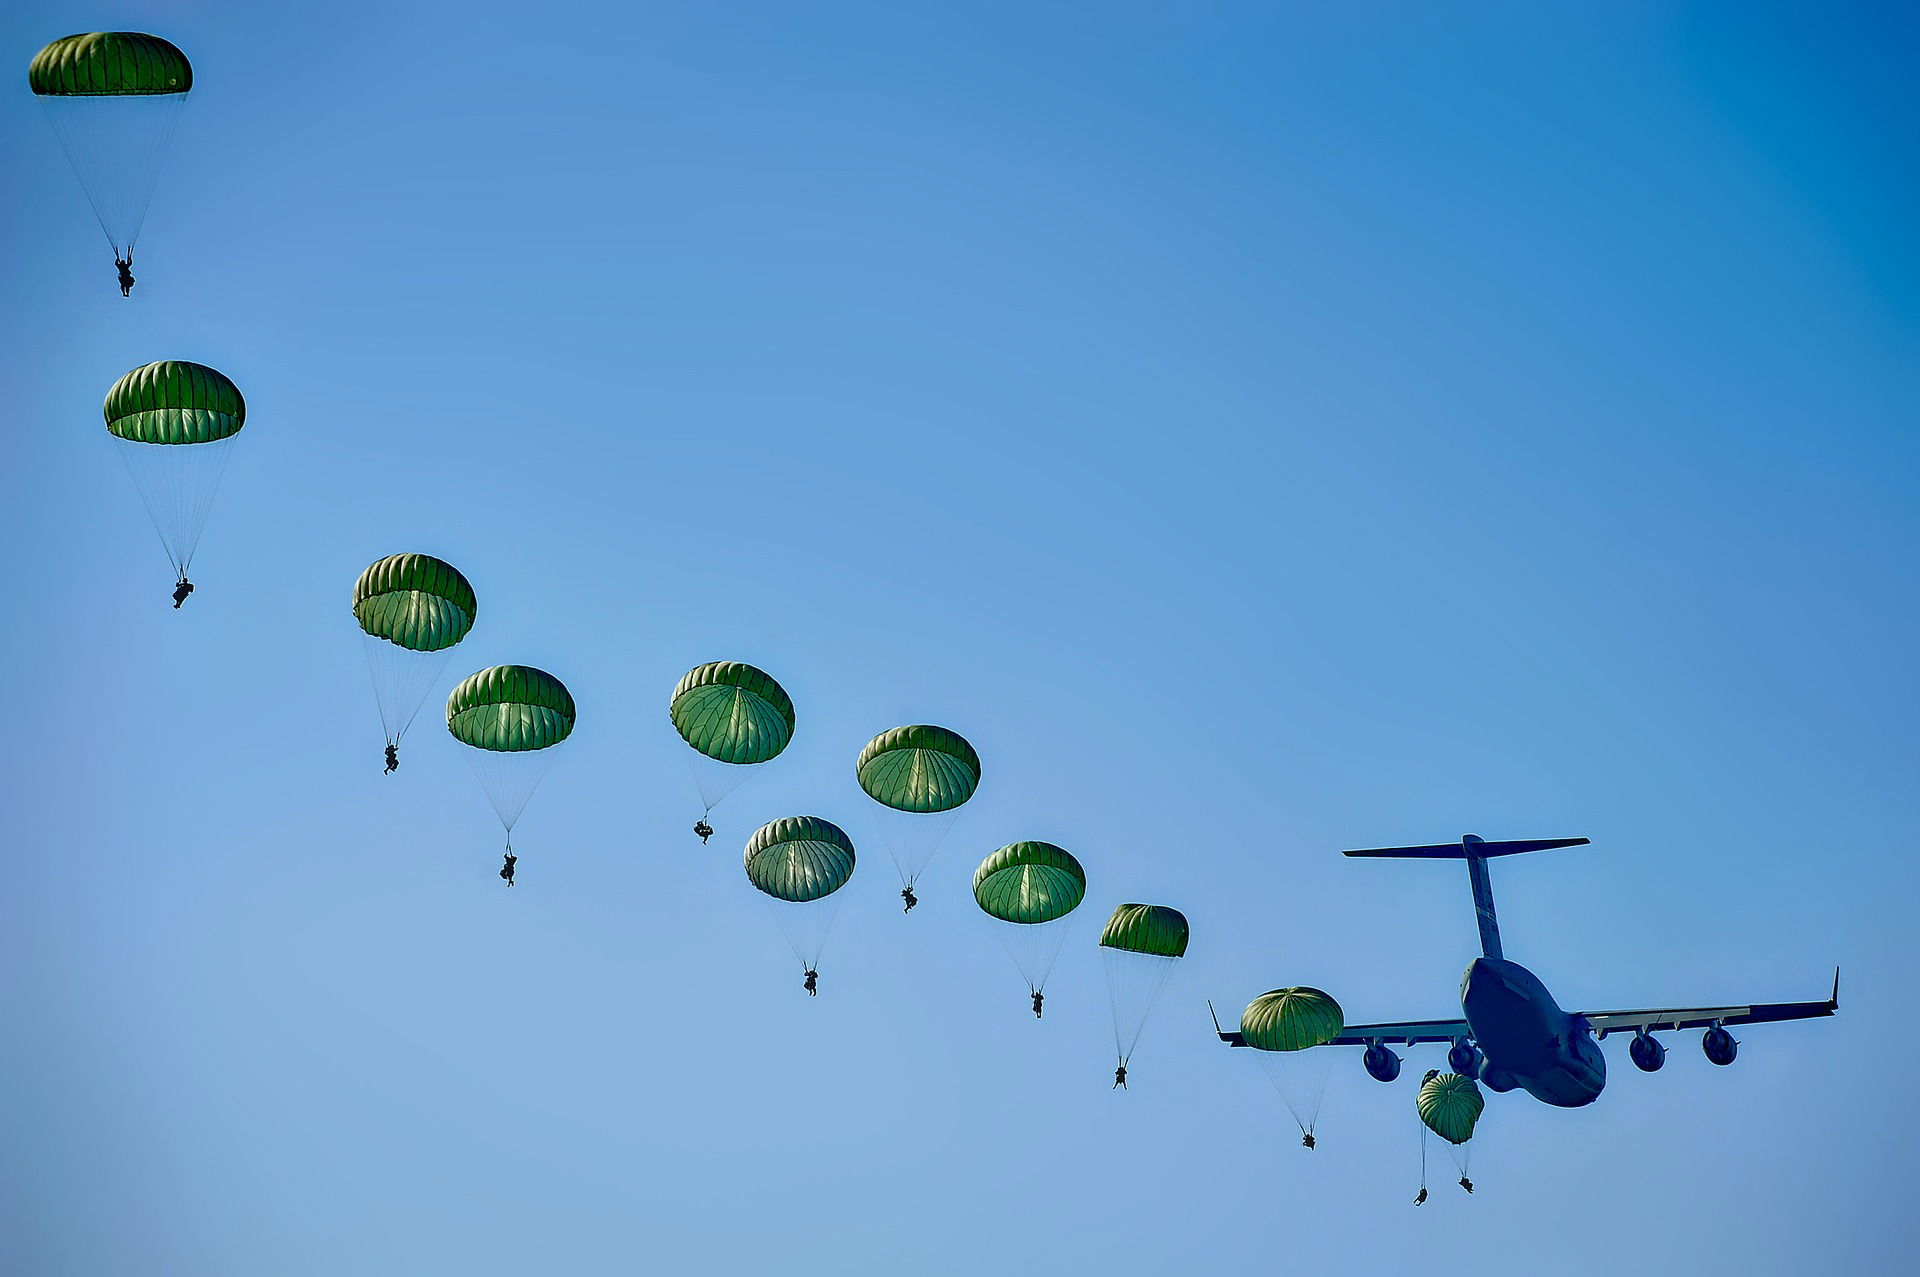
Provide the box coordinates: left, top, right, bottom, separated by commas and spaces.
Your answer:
1343, 836, 1589, 859
1341, 835, 1589, 960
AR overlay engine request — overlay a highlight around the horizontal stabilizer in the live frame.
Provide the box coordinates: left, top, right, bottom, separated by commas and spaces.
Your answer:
1343, 836, 1589, 859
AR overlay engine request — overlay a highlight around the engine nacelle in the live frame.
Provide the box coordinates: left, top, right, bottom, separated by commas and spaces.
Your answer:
1703, 1026, 1738, 1066
1478, 1062, 1518, 1092
1447, 1039, 1483, 1076
1363, 1044, 1401, 1083
1629, 1031, 1666, 1073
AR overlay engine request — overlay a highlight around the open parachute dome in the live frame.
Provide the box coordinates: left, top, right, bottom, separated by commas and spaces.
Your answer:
1418, 1072, 1486, 1145
31, 33, 190, 95
671, 661, 794, 764
105, 360, 243, 443
1240, 988, 1344, 1051
355, 554, 476, 652
858, 725, 980, 813
447, 665, 575, 752
973, 841, 1086, 924
1099, 904, 1190, 957
744, 816, 856, 903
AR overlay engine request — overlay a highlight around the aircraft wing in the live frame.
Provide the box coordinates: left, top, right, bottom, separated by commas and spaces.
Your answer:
1209, 1002, 1468, 1047
1578, 971, 1839, 1038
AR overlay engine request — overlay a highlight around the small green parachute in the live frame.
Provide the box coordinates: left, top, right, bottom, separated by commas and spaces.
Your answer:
745, 816, 855, 990
355, 554, 476, 653
974, 841, 1086, 924
447, 665, 574, 866
1417, 1071, 1485, 1145
1099, 904, 1190, 957
1240, 988, 1344, 1052
1243, 987, 1343, 1144
32, 34, 193, 268
976, 841, 1087, 1009
1100, 904, 1190, 1079
672, 661, 793, 825
30, 33, 191, 95
743, 816, 856, 903
102, 360, 246, 595
857, 725, 980, 813
105, 360, 244, 443
672, 662, 794, 765
355, 554, 475, 764
447, 665, 575, 752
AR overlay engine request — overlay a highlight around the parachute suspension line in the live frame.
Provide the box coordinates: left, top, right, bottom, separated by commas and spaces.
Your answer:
760, 892, 844, 976
40, 94, 187, 255
113, 434, 237, 582
463, 746, 557, 840
1102, 949, 1177, 1067
1255, 1047, 1333, 1144
683, 749, 753, 818
880, 806, 962, 890
361, 634, 456, 747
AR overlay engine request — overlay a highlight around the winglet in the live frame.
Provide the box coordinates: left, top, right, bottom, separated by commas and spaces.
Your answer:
1208, 1000, 1248, 1047
1831, 968, 1840, 1010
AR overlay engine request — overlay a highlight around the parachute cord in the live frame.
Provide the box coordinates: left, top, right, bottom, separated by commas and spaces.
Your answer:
1419, 1124, 1429, 1195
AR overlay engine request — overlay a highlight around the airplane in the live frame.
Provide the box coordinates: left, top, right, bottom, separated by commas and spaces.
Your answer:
1211, 835, 1838, 1107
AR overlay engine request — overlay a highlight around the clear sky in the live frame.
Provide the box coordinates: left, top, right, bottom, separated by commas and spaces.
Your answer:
3, 2, 1914, 1273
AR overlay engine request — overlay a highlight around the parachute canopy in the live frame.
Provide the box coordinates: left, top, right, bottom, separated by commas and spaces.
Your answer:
447, 665, 574, 752
858, 725, 979, 813
30, 33, 190, 96
1418, 1071, 1486, 1145
1241, 987, 1344, 1052
1099, 904, 1190, 957
744, 816, 856, 903
354, 554, 475, 652
104, 361, 244, 444
671, 661, 794, 764
973, 841, 1086, 924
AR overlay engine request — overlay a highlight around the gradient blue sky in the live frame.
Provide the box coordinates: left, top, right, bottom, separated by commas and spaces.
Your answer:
3, 3, 1914, 1274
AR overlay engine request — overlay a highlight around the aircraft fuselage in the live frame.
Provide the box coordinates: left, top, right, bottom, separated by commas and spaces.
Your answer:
1461, 957, 1605, 1107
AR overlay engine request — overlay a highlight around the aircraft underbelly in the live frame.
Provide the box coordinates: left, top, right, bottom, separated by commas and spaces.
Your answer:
1462, 957, 1605, 1107
1463, 960, 1556, 1071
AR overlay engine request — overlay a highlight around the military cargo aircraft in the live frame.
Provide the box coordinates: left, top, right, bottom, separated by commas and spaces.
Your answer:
1213, 835, 1838, 1106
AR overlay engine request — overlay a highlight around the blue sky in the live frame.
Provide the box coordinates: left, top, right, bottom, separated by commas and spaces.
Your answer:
2, 2, 1914, 1273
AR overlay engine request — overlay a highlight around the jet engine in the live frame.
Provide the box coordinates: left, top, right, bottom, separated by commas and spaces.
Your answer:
1363, 1043, 1401, 1083
1629, 1031, 1665, 1073
1447, 1039, 1483, 1076
1702, 1026, 1738, 1066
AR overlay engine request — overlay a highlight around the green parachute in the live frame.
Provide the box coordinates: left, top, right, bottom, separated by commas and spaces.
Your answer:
1100, 904, 1190, 1083
974, 841, 1085, 1014
1241, 988, 1344, 1052
744, 816, 855, 993
1418, 1070, 1487, 1193
1100, 904, 1190, 958
1417, 1071, 1485, 1145
1241, 987, 1344, 1147
447, 665, 574, 869
102, 360, 245, 602
354, 554, 476, 769
671, 662, 793, 824
859, 724, 981, 906
858, 725, 980, 812
31, 34, 192, 275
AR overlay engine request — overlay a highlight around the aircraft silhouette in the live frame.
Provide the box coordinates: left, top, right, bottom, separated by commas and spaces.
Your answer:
1212, 835, 1838, 1106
